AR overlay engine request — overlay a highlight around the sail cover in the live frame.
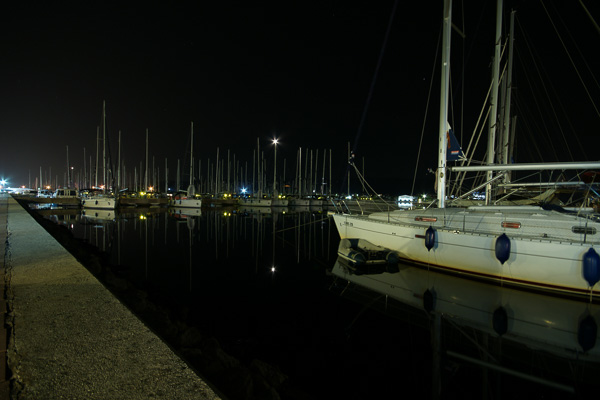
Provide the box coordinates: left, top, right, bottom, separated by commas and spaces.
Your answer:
446, 128, 465, 161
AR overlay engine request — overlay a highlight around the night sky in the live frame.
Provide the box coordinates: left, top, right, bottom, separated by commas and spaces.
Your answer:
1, 1, 599, 195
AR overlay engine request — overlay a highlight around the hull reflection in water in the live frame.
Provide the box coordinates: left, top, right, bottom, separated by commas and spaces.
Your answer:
331, 257, 600, 396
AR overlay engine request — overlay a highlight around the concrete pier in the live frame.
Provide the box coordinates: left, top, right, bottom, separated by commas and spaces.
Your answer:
0, 194, 221, 400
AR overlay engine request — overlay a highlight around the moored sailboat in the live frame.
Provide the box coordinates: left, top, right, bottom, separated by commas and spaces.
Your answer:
333, 0, 600, 300
168, 122, 202, 209
82, 101, 118, 210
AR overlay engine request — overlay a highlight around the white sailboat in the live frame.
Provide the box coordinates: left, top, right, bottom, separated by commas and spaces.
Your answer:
82, 101, 118, 210
169, 122, 202, 209
333, 0, 600, 300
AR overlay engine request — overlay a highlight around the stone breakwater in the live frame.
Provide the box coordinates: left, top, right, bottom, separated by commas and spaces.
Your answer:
3, 194, 220, 400
14, 197, 310, 400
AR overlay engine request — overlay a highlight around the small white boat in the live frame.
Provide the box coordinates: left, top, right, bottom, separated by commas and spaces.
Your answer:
168, 190, 202, 208
82, 194, 117, 210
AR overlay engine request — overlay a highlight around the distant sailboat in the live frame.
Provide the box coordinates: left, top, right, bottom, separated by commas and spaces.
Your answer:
82, 101, 118, 210
169, 122, 202, 209
333, 0, 600, 300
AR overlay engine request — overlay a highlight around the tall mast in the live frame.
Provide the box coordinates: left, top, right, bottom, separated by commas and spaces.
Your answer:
95, 126, 99, 187
257, 138, 261, 197
436, 0, 452, 208
102, 100, 106, 192
189, 122, 194, 189
145, 129, 149, 191
502, 10, 516, 180
66, 145, 70, 188
83, 147, 86, 188
485, 0, 503, 204
118, 130, 122, 191
298, 147, 302, 197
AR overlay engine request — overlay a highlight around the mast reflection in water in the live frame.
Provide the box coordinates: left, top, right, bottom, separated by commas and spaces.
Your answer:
42, 206, 599, 399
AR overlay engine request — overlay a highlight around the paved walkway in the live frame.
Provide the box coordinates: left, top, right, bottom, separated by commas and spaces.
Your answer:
0, 194, 221, 400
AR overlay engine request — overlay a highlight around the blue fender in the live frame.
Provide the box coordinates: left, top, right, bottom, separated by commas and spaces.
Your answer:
495, 233, 511, 264
425, 226, 436, 251
583, 248, 600, 287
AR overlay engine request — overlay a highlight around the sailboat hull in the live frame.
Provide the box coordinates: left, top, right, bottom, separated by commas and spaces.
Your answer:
168, 198, 202, 208
82, 196, 117, 210
238, 198, 272, 207
333, 206, 600, 299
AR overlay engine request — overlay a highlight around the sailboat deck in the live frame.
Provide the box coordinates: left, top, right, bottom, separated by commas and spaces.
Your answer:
359, 206, 600, 246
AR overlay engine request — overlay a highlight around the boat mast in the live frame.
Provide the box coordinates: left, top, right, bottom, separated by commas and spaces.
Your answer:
102, 100, 106, 193
189, 122, 194, 192
501, 10, 516, 182
145, 128, 149, 191
485, 0, 503, 204
257, 138, 261, 198
95, 126, 99, 188
66, 145, 70, 188
118, 130, 121, 191
436, 0, 452, 208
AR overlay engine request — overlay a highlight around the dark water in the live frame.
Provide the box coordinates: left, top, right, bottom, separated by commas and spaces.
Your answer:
37, 205, 599, 399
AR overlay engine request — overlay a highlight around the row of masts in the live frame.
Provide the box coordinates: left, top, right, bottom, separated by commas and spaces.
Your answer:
32, 146, 338, 198
34, 118, 345, 199
179, 137, 336, 198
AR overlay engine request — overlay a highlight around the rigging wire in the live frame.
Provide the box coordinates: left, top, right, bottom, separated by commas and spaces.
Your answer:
563, 2, 600, 93
351, 0, 398, 155
541, 0, 600, 120
341, 0, 398, 193
514, 23, 568, 162
348, 159, 396, 212
411, 29, 441, 198
579, 0, 600, 36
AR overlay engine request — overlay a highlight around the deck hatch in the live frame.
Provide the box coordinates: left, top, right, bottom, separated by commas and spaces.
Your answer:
415, 216, 437, 222
572, 226, 597, 235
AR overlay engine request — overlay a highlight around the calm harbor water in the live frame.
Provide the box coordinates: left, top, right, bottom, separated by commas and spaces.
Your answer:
35, 205, 599, 399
